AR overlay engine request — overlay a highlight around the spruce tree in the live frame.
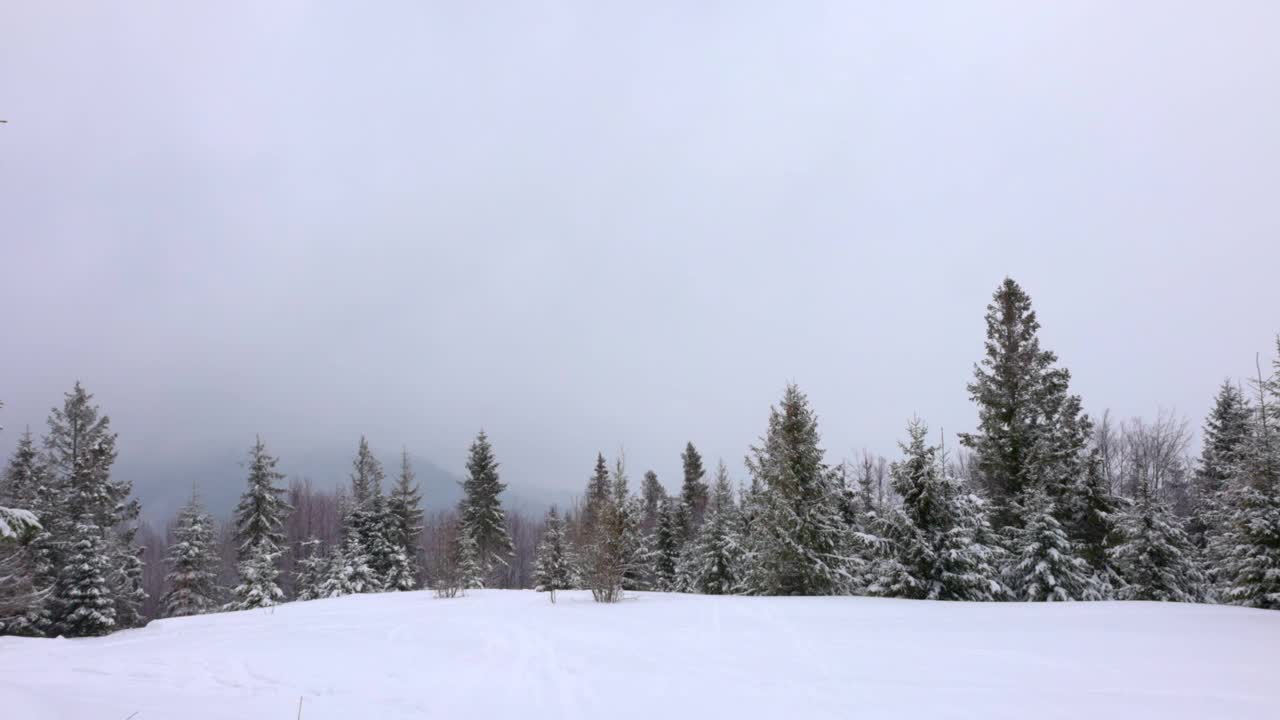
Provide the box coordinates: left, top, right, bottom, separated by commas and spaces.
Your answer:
741, 384, 854, 596
345, 437, 394, 588
1, 432, 48, 635
581, 453, 612, 539
1190, 382, 1253, 550
880, 419, 1002, 601
1111, 480, 1204, 602
325, 533, 379, 596
160, 492, 221, 617
578, 453, 631, 602
1214, 344, 1280, 608
458, 431, 513, 580
682, 461, 741, 595
1068, 452, 1124, 595
58, 516, 116, 635
960, 278, 1090, 529
293, 538, 328, 601
1005, 485, 1103, 601
650, 499, 680, 591
640, 470, 665, 531
678, 443, 709, 541
455, 530, 484, 592
384, 449, 424, 590
227, 437, 290, 610
533, 507, 573, 602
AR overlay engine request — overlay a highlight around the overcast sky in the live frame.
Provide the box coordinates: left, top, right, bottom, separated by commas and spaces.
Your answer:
2, 2, 1278, 515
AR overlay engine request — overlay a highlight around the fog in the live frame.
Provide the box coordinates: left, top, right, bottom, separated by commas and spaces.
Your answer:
2, 2, 1278, 518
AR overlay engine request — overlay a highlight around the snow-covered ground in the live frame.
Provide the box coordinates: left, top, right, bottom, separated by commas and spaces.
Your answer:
2, 591, 1277, 720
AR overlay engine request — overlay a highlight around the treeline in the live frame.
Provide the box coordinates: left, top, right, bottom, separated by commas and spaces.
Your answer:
2, 278, 1279, 637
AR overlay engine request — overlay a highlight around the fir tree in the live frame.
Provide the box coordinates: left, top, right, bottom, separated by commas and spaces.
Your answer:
1067, 452, 1125, 595
350, 435, 384, 506
1189, 382, 1253, 550
458, 431, 513, 580
325, 533, 380, 596
741, 384, 855, 596
160, 492, 221, 617
533, 507, 573, 602
1111, 480, 1205, 602
345, 437, 394, 587
878, 419, 1002, 601
1005, 485, 1103, 602
581, 453, 612, 538
959, 279, 1090, 529
1, 432, 48, 635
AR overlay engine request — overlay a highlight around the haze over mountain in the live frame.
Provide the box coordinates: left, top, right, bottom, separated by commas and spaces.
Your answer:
3, 2, 1279, 521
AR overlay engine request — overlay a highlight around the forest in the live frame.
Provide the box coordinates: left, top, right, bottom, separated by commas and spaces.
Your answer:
2, 277, 1279, 636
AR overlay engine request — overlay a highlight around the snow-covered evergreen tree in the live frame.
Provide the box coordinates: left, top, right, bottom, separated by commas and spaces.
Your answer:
323, 533, 380, 596
1005, 485, 1103, 602
640, 470, 665, 532
681, 461, 741, 595
649, 499, 680, 591
875, 419, 1002, 601
458, 431, 513, 580
227, 437, 290, 610
1066, 452, 1125, 596
384, 449, 424, 590
57, 516, 116, 635
160, 492, 221, 617
959, 278, 1090, 529
577, 453, 635, 603
293, 538, 328, 601
677, 442, 709, 542
1, 431, 49, 635
456, 530, 483, 592
344, 437, 395, 589
1214, 343, 1280, 608
1112, 479, 1204, 602
740, 384, 855, 596
533, 507, 573, 602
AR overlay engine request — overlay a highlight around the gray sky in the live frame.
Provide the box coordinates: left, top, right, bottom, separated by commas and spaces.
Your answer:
3, 2, 1278, 517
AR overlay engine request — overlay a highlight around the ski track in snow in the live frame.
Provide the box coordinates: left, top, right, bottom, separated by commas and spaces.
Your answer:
1, 590, 1277, 719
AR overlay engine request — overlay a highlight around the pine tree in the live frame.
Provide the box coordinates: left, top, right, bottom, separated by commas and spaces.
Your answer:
1111, 480, 1205, 602
741, 384, 855, 596
345, 437, 394, 588
160, 492, 221, 617
959, 279, 1090, 529
677, 443, 709, 541
384, 449, 424, 590
533, 507, 573, 602
682, 461, 742, 595
458, 431, 513, 581
1190, 382, 1253, 550
227, 437, 290, 610
878, 419, 1002, 601
1005, 485, 1103, 601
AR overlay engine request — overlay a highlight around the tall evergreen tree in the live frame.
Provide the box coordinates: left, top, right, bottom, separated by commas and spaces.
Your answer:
959, 278, 1090, 529
458, 431, 513, 580
384, 449, 424, 590
1189, 382, 1253, 551
161, 492, 221, 617
293, 538, 328, 601
345, 437, 394, 588
533, 507, 573, 602
876, 419, 1002, 601
1, 431, 48, 635
741, 384, 854, 596
227, 437, 290, 610
677, 443, 709, 541
1111, 479, 1204, 602
1214, 343, 1280, 608
1067, 452, 1124, 595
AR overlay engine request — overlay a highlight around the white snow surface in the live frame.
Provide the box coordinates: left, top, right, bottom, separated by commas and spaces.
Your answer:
2, 590, 1277, 719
